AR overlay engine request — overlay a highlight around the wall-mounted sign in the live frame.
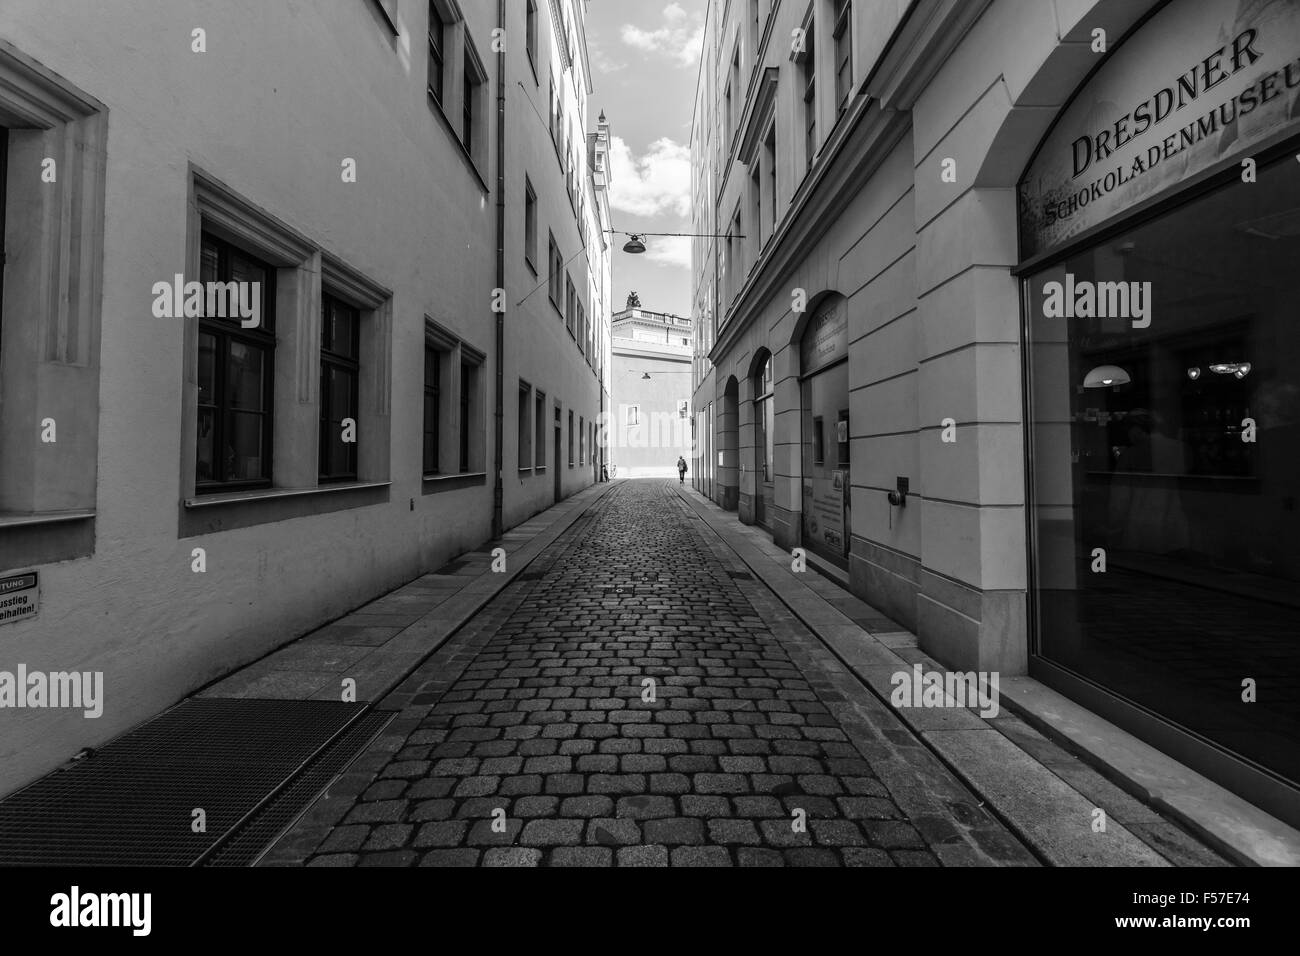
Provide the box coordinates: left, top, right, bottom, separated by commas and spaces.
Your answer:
1019, 0, 1300, 258
799, 299, 848, 375
0, 572, 39, 627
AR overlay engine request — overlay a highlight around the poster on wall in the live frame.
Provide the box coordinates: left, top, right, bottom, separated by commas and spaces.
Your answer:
0, 572, 39, 627
1019, 0, 1300, 258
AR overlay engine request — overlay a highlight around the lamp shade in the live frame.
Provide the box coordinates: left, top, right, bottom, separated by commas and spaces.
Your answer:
1083, 365, 1131, 388
623, 235, 647, 254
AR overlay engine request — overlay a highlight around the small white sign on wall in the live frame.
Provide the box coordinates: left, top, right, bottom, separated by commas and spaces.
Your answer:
718, 451, 725, 466
0, 571, 39, 627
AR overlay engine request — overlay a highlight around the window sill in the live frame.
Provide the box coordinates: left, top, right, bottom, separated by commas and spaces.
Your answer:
518, 466, 533, 474
181, 481, 392, 537
0, 511, 96, 572
535, 466, 547, 473
422, 471, 488, 495
0, 509, 96, 530
185, 482, 391, 509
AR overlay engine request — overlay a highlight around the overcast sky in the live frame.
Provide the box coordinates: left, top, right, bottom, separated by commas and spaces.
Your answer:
586, 0, 707, 319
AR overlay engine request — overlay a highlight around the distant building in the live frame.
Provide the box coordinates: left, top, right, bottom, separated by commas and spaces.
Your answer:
611, 297, 693, 477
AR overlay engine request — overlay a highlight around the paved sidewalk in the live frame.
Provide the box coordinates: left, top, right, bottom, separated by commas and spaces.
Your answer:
673, 483, 1236, 867
265, 480, 1041, 866
199, 482, 616, 704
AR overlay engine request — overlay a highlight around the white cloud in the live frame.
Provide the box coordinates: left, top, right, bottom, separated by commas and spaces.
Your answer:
608, 135, 692, 219
620, 3, 704, 65
645, 235, 692, 270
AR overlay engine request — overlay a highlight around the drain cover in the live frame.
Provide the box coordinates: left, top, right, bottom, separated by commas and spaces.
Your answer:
0, 698, 365, 866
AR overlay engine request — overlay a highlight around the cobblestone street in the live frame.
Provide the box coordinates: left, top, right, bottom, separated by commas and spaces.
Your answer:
276, 480, 1036, 867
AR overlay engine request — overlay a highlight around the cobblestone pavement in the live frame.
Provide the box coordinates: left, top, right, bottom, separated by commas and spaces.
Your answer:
273, 479, 1036, 867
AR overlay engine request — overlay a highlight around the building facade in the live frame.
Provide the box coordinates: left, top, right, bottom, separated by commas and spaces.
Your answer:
611, 299, 693, 477
0, 0, 611, 796
691, 0, 1300, 824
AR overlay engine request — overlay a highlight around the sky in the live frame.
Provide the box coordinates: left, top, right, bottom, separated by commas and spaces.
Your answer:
585, 0, 708, 319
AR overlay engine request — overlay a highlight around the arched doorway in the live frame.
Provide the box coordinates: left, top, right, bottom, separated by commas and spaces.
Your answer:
797, 295, 850, 567
752, 352, 775, 530
719, 376, 739, 510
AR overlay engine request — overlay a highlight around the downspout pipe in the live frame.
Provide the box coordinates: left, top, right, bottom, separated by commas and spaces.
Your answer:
492, 0, 507, 539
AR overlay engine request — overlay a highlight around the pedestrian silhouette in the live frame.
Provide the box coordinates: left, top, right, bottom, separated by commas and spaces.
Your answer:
677, 456, 687, 485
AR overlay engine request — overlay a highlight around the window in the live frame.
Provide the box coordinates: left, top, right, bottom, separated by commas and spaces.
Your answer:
578, 301, 586, 354
549, 77, 560, 153
579, 416, 585, 464
549, 233, 563, 312
729, 47, 741, 146
626, 405, 640, 426
568, 409, 575, 466
524, 177, 538, 271
802, 17, 817, 171
196, 233, 276, 491
0, 126, 6, 342
764, 123, 777, 233
518, 381, 533, 469
423, 345, 442, 474
750, 0, 762, 57
678, 400, 690, 419
565, 275, 577, 337
319, 293, 360, 483
535, 390, 546, 468
834, 0, 853, 111
428, 3, 446, 105
813, 416, 825, 465
750, 164, 762, 252
459, 360, 475, 472
526, 0, 539, 78
462, 58, 476, 154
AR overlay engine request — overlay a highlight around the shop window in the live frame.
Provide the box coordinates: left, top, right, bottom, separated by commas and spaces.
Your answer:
1026, 152, 1300, 788
319, 293, 360, 483
196, 234, 277, 492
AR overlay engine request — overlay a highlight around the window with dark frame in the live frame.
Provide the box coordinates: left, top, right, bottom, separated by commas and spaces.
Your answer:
462, 55, 477, 155
549, 233, 563, 311
834, 0, 852, 112
813, 416, 825, 465
803, 18, 817, 171
579, 415, 585, 464
534, 390, 546, 468
765, 123, 777, 233
319, 292, 360, 483
428, 2, 446, 105
196, 233, 276, 493
568, 409, 575, 466
525, 177, 538, 271
423, 345, 441, 475
460, 360, 473, 472
526, 0, 539, 76
565, 275, 576, 336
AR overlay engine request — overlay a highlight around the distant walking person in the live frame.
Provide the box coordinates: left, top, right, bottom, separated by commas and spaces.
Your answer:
677, 456, 688, 485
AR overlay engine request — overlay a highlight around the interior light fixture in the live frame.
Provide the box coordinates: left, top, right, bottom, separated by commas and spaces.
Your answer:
1209, 362, 1251, 378
1187, 367, 1202, 380
1083, 365, 1131, 389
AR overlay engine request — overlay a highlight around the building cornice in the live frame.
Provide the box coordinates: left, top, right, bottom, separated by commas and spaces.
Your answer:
709, 94, 912, 363
863, 0, 994, 112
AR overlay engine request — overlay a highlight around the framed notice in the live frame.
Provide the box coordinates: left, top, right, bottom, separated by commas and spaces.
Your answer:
0, 571, 39, 627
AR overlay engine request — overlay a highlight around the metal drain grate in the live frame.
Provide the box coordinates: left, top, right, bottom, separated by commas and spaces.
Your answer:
206, 711, 393, 867
0, 698, 365, 866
